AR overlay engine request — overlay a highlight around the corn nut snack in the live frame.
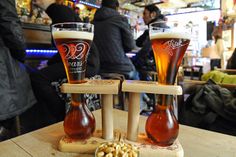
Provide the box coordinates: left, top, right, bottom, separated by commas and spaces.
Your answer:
95, 141, 139, 157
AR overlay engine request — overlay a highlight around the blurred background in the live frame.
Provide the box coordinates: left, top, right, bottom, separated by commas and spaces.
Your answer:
16, 0, 236, 77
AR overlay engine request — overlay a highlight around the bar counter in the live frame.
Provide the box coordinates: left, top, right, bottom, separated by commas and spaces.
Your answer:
22, 23, 51, 48
0, 109, 236, 157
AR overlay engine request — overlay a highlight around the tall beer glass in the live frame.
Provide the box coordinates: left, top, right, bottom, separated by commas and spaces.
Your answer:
52, 22, 95, 140
52, 22, 94, 84
145, 21, 191, 146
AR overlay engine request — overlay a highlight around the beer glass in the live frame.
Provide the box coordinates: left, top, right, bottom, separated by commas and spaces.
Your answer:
145, 21, 191, 146
52, 22, 95, 140
52, 22, 94, 84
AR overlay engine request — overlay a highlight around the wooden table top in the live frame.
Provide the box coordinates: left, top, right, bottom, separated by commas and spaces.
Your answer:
1, 109, 236, 157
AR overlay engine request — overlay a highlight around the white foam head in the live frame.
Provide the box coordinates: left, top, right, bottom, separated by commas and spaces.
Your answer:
52, 31, 94, 40
150, 32, 191, 40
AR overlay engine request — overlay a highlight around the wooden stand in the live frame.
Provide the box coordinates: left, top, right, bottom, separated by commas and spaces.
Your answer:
58, 130, 183, 157
59, 79, 184, 157
60, 80, 120, 140
122, 80, 182, 142
127, 133, 183, 157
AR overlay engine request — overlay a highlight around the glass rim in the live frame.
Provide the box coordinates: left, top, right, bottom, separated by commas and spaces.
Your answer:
149, 20, 192, 39
149, 20, 179, 27
150, 20, 179, 24
51, 22, 94, 28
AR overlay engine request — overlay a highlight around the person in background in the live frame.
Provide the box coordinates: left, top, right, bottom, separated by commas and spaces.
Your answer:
132, 4, 165, 81
31, 0, 100, 123
226, 48, 236, 69
93, 0, 150, 111
131, 5, 166, 110
93, 0, 138, 80
0, 0, 36, 140
210, 26, 225, 70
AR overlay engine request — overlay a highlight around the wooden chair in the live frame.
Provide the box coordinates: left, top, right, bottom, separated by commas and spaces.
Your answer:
0, 116, 21, 141
182, 65, 203, 80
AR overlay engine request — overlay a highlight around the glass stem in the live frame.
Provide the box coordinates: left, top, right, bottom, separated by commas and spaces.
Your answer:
154, 94, 173, 110
71, 93, 84, 106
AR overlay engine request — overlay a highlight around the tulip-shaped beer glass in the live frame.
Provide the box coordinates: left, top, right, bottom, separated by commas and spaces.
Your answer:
52, 22, 95, 140
145, 21, 191, 146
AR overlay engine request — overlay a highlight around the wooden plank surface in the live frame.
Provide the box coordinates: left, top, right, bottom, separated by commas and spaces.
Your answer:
12, 122, 79, 157
179, 125, 236, 157
0, 140, 31, 157
7, 109, 236, 157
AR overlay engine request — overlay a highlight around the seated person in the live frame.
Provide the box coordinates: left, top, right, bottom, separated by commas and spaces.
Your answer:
93, 0, 137, 80
93, 0, 150, 111
132, 5, 165, 81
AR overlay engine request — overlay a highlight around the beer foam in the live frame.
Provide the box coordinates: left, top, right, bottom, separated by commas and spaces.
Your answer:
52, 31, 94, 40
150, 32, 191, 40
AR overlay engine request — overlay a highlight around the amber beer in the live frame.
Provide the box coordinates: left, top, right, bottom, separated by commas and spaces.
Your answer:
145, 22, 191, 146
52, 23, 95, 140
150, 32, 191, 85
145, 102, 179, 146
63, 94, 95, 140
53, 30, 93, 84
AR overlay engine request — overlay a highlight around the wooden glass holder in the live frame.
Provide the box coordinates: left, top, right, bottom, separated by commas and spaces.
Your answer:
122, 80, 182, 141
60, 79, 120, 140
58, 79, 184, 157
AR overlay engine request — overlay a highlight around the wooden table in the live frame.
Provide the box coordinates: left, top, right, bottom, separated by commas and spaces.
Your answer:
1, 109, 236, 157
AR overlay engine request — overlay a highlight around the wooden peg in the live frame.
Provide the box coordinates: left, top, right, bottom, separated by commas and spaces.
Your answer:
101, 94, 113, 140
127, 92, 140, 141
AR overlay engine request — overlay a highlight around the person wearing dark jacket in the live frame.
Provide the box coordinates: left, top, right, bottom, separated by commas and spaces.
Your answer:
0, 0, 36, 139
132, 5, 165, 80
93, 0, 150, 111
93, 0, 137, 79
30, 0, 100, 123
226, 48, 236, 69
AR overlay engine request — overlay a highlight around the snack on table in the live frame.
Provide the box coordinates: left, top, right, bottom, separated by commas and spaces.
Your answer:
95, 141, 139, 157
